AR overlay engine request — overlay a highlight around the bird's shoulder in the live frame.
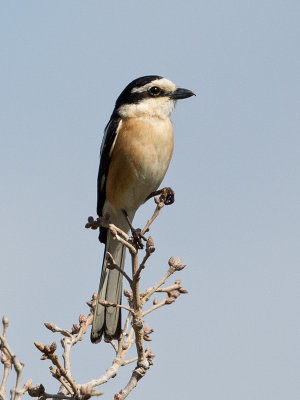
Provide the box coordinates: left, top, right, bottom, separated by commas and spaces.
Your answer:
97, 113, 121, 216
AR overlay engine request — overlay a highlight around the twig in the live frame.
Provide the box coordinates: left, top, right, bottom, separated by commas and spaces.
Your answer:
0, 350, 10, 399
133, 237, 155, 281
121, 357, 138, 366
142, 257, 186, 304
115, 366, 145, 400
44, 324, 72, 338
110, 229, 137, 255
99, 301, 133, 314
106, 252, 133, 285
72, 312, 94, 345
119, 314, 132, 343
34, 342, 78, 397
0, 318, 25, 400
141, 198, 164, 236
142, 299, 168, 316
110, 341, 118, 353
49, 367, 73, 394
80, 326, 136, 389
121, 348, 153, 367
155, 284, 180, 292
130, 252, 148, 370
85, 216, 136, 254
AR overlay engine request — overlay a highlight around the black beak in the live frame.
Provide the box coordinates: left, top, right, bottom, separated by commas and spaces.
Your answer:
170, 88, 195, 100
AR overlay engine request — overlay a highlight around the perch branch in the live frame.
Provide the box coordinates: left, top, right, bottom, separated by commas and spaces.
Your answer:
1, 190, 188, 400
0, 317, 27, 400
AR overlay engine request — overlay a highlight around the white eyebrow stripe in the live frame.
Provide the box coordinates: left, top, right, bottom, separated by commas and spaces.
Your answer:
131, 78, 177, 93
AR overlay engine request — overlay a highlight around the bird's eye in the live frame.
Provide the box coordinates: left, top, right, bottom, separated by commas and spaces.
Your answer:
148, 86, 161, 96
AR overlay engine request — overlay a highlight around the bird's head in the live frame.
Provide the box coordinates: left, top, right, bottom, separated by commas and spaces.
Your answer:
114, 75, 195, 119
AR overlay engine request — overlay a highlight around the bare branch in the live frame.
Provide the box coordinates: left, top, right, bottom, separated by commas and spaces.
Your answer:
85, 216, 136, 254
143, 299, 168, 316
34, 342, 78, 397
44, 323, 73, 338
0, 317, 25, 400
115, 366, 145, 400
142, 257, 187, 304
115, 349, 155, 400
2, 191, 188, 400
110, 229, 137, 255
141, 198, 164, 236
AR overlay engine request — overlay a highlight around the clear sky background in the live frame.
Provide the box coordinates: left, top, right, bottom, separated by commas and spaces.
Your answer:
1, 1, 299, 399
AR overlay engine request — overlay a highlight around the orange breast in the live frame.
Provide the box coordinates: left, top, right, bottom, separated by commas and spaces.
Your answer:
106, 117, 174, 211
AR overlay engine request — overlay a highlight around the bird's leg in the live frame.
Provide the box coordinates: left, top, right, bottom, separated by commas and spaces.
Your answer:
146, 187, 175, 205
122, 210, 147, 250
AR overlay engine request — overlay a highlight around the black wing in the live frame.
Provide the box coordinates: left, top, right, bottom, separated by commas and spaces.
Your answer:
97, 114, 121, 242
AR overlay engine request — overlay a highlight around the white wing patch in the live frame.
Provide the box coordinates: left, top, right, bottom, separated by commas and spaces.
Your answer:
109, 123, 120, 157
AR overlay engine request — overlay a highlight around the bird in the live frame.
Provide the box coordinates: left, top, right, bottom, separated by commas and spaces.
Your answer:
91, 75, 194, 343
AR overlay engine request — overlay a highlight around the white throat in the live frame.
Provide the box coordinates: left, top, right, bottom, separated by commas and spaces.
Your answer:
118, 97, 176, 119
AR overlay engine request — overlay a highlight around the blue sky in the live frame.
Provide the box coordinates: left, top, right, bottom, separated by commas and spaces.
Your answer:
1, 1, 299, 399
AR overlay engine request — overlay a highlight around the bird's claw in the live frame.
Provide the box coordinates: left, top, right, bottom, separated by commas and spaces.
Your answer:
161, 187, 175, 205
130, 228, 147, 250
122, 209, 147, 249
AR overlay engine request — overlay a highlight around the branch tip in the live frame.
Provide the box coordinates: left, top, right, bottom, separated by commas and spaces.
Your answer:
2, 316, 8, 331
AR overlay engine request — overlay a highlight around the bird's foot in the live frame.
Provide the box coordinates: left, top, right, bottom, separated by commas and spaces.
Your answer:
147, 187, 175, 205
131, 228, 147, 250
161, 186, 175, 205
122, 210, 147, 250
